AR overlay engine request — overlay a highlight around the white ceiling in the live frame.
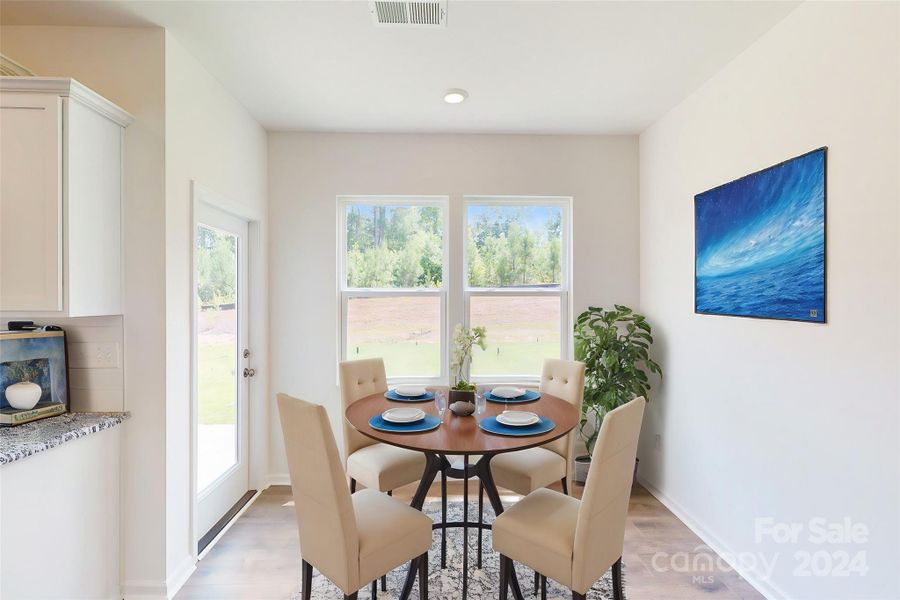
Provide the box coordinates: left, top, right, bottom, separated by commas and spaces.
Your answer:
1, 1, 800, 133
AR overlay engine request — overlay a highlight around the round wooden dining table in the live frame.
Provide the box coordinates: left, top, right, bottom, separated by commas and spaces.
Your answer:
345, 388, 580, 600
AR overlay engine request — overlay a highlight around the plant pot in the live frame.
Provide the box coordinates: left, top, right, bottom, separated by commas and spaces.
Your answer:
449, 389, 475, 406
5, 381, 41, 410
574, 455, 591, 484
573, 455, 639, 486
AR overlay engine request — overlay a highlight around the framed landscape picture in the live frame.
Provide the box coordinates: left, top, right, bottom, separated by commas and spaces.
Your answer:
0, 330, 69, 425
695, 147, 826, 323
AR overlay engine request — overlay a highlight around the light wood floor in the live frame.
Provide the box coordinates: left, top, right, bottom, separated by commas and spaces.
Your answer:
176, 481, 764, 600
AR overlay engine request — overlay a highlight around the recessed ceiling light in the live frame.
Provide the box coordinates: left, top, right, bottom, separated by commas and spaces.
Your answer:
444, 89, 468, 104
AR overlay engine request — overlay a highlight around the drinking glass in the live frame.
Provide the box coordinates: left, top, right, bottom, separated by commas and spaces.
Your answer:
492, 387, 509, 413
475, 389, 486, 422
435, 390, 447, 423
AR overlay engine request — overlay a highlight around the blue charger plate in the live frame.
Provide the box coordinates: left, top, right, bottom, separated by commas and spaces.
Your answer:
479, 415, 555, 437
384, 390, 435, 402
484, 389, 541, 403
369, 413, 441, 433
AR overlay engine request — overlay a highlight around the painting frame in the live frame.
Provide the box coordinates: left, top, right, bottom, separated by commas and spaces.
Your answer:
694, 147, 827, 323
0, 329, 70, 411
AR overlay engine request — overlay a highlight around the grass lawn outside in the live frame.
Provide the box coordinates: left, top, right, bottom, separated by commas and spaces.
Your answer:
198, 340, 237, 425
198, 295, 563, 424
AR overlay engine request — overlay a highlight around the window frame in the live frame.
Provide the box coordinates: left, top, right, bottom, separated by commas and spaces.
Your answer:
462, 196, 572, 384
337, 195, 450, 385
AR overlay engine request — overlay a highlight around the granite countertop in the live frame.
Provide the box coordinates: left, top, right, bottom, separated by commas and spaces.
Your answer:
0, 412, 129, 465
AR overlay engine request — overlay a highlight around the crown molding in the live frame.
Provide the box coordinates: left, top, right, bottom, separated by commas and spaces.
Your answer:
0, 76, 134, 127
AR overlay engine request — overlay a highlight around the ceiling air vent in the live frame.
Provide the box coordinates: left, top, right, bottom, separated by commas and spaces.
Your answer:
370, 1, 447, 27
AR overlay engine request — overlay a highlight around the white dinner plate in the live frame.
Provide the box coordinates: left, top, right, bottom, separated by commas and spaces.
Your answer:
382, 407, 426, 424
491, 386, 526, 399
496, 410, 540, 427
393, 385, 427, 397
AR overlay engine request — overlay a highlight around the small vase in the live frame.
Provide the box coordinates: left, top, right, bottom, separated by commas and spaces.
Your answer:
6, 381, 41, 410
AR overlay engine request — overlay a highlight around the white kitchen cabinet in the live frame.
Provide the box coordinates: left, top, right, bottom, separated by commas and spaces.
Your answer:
0, 77, 132, 316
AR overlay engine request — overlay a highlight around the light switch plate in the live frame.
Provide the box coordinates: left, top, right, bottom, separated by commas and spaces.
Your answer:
69, 341, 120, 369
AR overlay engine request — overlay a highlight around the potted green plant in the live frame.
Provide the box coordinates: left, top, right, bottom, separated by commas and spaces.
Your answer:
573, 305, 661, 483
449, 324, 486, 411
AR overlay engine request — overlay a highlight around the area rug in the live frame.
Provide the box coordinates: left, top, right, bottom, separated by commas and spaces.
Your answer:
289, 499, 624, 600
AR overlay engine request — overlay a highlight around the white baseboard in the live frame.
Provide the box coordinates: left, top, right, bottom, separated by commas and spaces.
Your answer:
636, 475, 787, 600
166, 555, 197, 598
267, 472, 290, 486
122, 553, 195, 599
121, 580, 166, 600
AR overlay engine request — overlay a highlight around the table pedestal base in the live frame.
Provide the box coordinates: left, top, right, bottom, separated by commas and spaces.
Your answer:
399, 453, 525, 600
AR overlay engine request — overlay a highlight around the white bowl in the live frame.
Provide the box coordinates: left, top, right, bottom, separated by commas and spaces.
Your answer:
393, 385, 427, 397
382, 407, 426, 423
491, 386, 526, 399
497, 410, 539, 427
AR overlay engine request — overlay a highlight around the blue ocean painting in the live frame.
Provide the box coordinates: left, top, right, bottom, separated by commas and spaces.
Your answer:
695, 148, 826, 322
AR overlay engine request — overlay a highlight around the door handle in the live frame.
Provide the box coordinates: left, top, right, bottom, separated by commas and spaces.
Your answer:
243, 367, 256, 378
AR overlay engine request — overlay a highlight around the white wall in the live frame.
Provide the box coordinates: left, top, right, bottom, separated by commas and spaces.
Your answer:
267, 132, 639, 479
1, 26, 269, 599
164, 32, 268, 581
638, 3, 899, 599
0, 24, 170, 599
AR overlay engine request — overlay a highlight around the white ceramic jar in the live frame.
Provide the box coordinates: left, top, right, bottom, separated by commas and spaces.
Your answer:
5, 381, 41, 410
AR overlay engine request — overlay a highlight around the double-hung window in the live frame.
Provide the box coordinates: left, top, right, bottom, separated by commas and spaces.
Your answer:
338, 195, 570, 384
339, 197, 449, 384
464, 197, 570, 383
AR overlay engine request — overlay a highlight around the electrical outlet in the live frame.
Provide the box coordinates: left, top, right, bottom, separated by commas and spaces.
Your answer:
654, 434, 662, 451
69, 342, 120, 369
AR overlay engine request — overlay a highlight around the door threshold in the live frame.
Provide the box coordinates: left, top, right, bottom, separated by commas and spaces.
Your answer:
198, 489, 258, 556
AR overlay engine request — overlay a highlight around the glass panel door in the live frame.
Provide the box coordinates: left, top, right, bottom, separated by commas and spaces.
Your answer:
197, 224, 240, 492
195, 203, 251, 549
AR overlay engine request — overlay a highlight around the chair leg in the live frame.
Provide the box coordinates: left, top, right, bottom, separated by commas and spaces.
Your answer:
572, 593, 586, 600
612, 557, 624, 600
418, 551, 428, 600
477, 480, 484, 569
499, 555, 510, 600
560, 477, 569, 496
381, 574, 386, 592
371, 580, 377, 599
387, 489, 392, 496
301, 560, 312, 600
440, 468, 447, 568
350, 478, 357, 493
540, 575, 547, 600
533, 571, 539, 595
462, 455, 469, 600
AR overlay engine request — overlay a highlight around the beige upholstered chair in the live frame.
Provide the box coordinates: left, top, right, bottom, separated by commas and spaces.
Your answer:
490, 359, 586, 496
339, 358, 427, 494
277, 394, 432, 600
493, 396, 646, 600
